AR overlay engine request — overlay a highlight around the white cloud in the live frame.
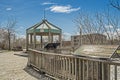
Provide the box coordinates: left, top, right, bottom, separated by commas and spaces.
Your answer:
105, 25, 113, 29
49, 5, 80, 13
17, 34, 26, 39
117, 28, 120, 32
76, 32, 80, 35
42, 2, 56, 5
104, 25, 120, 39
6, 7, 12, 11
103, 28, 120, 39
117, 28, 120, 35
63, 32, 71, 41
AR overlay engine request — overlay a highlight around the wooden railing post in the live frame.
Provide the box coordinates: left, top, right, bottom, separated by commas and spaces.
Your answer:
96, 62, 99, 80
82, 60, 85, 80
92, 61, 94, 80
72, 58, 75, 79
102, 62, 104, 80
68, 57, 71, 79
75, 58, 79, 80
115, 65, 117, 80
86, 60, 89, 80
107, 64, 110, 80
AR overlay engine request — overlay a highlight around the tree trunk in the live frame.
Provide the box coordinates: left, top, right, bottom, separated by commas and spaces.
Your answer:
8, 29, 11, 50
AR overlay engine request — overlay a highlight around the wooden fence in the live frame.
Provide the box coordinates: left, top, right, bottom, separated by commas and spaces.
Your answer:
28, 49, 120, 80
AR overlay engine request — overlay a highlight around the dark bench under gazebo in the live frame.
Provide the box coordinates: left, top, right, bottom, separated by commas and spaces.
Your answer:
26, 19, 62, 51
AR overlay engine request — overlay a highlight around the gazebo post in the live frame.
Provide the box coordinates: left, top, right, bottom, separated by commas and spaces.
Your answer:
26, 32, 29, 51
51, 34, 53, 43
48, 29, 52, 43
33, 32, 36, 49
41, 36, 43, 48
59, 30, 62, 48
30, 34, 32, 45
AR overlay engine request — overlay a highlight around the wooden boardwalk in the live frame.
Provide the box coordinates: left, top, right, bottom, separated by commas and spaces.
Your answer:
28, 49, 120, 80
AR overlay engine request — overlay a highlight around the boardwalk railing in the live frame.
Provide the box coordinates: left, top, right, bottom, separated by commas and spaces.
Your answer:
28, 49, 120, 80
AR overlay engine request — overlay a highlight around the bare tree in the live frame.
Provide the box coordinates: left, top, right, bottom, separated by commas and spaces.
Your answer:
110, 0, 120, 10
74, 12, 101, 45
4, 17, 17, 50
74, 11, 120, 45
15, 37, 26, 48
0, 29, 7, 50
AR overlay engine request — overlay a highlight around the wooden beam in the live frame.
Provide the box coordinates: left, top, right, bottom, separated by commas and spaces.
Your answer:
48, 29, 51, 43
30, 34, 32, 44
102, 63, 104, 80
41, 36, 42, 48
82, 60, 85, 80
78, 59, 82, 80
86, 60, 89, 80
33, 32, 36, 48
92, 61, 94, 80
107, 64, 110, 80
115, 65, 117, 80
51, 35, 53, 43
68, 58, 71, 79
96, 62, 99, 80
59, 31, 62, 48
26, 33, 29, 51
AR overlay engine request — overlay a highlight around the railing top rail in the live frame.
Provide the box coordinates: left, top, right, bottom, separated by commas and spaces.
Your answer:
28, 48, 120, 65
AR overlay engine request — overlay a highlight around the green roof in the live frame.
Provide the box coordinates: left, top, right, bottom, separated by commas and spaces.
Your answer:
27, 19, 61, 34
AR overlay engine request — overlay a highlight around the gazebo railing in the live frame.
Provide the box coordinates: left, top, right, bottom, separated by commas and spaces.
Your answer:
28, 49, 120, 80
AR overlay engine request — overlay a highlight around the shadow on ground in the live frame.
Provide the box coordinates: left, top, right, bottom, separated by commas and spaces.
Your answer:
24, 66, 54, 80
14, 52, 28, 57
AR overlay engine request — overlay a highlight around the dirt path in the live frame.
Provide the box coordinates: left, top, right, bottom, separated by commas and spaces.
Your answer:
0, 51, 51, 80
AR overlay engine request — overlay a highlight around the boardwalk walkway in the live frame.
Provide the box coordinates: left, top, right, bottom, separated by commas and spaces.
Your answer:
0, 51, 52, 80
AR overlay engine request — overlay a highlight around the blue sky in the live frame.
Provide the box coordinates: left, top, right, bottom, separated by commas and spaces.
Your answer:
0, 0, 119, 39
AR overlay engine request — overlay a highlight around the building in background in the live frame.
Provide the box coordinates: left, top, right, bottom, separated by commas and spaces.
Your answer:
71, 33, 107, 48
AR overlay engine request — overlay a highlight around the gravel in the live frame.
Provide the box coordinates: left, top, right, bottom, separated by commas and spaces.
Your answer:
0, 51, 52, 80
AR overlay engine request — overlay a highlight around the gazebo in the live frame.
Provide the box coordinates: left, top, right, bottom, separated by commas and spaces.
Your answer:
26, 19, 62, 51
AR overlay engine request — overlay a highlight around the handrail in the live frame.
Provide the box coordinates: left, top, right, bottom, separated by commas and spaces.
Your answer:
28, 48, 120, 80
29, 48, 120, 65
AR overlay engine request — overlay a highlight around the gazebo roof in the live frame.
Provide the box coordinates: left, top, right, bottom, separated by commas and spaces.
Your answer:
27, 19, 61, 35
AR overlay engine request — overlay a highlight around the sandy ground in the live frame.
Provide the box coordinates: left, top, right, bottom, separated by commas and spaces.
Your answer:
0, 51, 52, 80
1, 51, 120, 80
